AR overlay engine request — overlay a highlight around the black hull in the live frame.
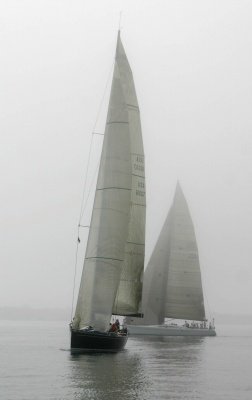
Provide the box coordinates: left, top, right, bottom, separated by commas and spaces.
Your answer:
71, 329, 128, 353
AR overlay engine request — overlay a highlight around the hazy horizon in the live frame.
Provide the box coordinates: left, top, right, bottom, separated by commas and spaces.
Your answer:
1, 1, 252, 317
1, 306, 252, 324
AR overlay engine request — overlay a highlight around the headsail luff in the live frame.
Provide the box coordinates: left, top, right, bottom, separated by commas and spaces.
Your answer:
73, 32, 145, 331
136, 182, 205, 325
140, 210, 173, 324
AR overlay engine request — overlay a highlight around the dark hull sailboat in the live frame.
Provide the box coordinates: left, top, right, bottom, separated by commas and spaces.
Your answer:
70, 31, 146, 352
70, 328, 128, 352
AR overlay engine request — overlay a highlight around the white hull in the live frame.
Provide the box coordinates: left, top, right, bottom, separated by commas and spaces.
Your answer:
127, 324, 216, 337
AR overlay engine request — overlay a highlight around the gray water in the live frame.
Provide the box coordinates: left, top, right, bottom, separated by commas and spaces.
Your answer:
0, 321, 252, 400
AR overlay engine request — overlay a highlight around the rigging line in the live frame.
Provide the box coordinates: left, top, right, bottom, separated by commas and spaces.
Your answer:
200, 261, 213, 321
80, 160, 100, 222
91, 60, 114, 139
118, 11, 123, 31
70, 159, 100, 320
78, 132, 94, 223
205, 288, 213, 321
71, 60, 114, 318
70, 226, 80, 321
78, 59, 114, 225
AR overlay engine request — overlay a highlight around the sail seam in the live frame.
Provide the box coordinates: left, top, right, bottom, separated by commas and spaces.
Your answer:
107, 121, 129, 124
126, 104, 138, 109
127, 241, 144, 246
97, 187, 131, 191
117, 279, 139, 282
85, 256, 124, 262
92, 207, 129, 216
132, 173, 145, 178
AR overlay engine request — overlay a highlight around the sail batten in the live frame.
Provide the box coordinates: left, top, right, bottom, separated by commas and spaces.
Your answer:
97, 187, 131, 191
85, 257, 124, 262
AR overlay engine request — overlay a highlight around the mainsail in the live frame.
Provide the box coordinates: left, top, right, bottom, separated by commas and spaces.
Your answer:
73, 32, 146, 331
142, 182, 205, 324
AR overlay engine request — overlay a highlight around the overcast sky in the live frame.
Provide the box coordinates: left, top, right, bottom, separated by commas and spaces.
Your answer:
1, 0, 252, 318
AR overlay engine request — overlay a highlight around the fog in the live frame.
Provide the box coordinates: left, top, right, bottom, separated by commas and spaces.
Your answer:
1, 0, 252, 318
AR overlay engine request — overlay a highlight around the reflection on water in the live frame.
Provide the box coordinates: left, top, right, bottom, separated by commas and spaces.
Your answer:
69, 350, 148, 400
68, 336, 205, 400
1, 322, 251, 400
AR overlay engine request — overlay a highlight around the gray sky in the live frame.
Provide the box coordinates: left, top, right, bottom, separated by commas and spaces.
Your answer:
1, 0, 252, 317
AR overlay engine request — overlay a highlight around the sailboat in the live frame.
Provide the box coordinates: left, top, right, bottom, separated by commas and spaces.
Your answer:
127, 183, 216, 336
70, 31, 146, 352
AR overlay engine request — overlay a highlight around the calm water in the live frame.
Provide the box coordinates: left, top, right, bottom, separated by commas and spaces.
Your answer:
0, 321, 252, 400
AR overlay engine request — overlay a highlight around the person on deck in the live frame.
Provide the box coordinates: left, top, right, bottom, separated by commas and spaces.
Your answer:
115, 319, 120, 331
109, 322, 118, 332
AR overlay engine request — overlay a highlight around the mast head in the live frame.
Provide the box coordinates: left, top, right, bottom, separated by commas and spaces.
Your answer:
116, 30, 121, 56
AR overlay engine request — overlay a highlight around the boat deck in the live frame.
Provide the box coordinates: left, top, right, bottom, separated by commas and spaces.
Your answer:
128, 324, 216, 336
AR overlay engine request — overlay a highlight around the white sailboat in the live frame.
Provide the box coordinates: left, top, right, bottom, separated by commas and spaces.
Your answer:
127, 183, 216, 336
70, 31, 146, 351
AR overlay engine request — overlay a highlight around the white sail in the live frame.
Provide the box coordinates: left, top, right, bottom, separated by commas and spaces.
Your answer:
139, 182, 205, 325
164, 183, 205, 320
73, 32, 145, 331
112, 34, 146, 317
140, 210, 173, 324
